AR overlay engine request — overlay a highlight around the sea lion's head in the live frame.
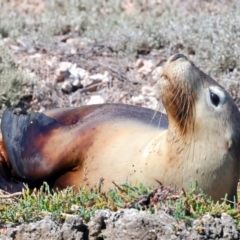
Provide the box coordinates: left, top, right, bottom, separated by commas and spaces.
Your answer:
160, 53, 240, 201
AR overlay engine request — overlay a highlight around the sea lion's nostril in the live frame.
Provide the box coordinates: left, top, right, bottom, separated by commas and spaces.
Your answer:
171, 54, 187, 62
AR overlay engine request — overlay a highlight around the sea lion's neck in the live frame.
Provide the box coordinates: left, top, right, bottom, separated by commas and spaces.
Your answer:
0, 133, 24, 193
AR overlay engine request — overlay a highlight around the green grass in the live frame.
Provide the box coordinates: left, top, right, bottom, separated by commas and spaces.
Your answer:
1, 182, 240, 227
0, 182, 151, 224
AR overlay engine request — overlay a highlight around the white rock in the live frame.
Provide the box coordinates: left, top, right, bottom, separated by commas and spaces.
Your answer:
82, 71, 110, 88
55, 62, 73, 82
70, 63, 77, 71
75, 68, 90, 87
141, 85, 156, 96
90, 71, 111, 83
69, 64, 79, 79
137, 59, 155, 75
10, 44, 21, 52
70, 204, 80, 211
81, 78, 92, 88
77, 68, 89, 80
151, 66, 163, 81
66, 38, 88, 47
29, 53, 42, 59
47, 56, 58, 68
66, 38, 78, 44
46, 60, 54, 68
61, 81, 72, 93
131, 95, 145, 105
59, 61, 72, 71
86, 95, 105, 105
135, 59, 144, 68
70, 48, 77, 54
102, 71, 111, 83
89, 74, 102, 81
72, 79, 82, 88
145, 96, 158, 109
56, 69, 71, 82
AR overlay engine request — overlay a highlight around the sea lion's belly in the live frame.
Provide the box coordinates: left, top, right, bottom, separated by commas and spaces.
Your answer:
54, 119, 168, 190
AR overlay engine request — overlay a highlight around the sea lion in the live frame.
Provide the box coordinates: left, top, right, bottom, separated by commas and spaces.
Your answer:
0, 53, 240, 202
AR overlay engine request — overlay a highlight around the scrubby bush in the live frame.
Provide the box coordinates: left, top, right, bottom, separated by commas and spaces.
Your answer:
1, 0, 240, 75
0, 46, 32, 115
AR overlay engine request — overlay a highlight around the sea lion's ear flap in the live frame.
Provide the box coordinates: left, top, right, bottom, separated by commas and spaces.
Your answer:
1, 108, 60, 180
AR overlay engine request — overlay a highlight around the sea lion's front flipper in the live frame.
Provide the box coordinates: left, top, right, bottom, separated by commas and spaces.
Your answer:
0, 159, 24, 193
1, 108, 62, 182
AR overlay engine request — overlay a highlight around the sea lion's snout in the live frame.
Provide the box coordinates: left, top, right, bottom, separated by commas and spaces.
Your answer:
170, 53, 188, 62
161, 53, 193, 83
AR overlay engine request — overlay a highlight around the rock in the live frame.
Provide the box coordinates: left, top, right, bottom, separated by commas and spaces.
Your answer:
131, 94, 145, 105
88, 210, 112, 240
66, 38, 88, 47
72, 79, 82, 88
135, 58, 144, 69
145, 96, 158, 109
188, 213, 240, 240
76, 67, 89, 80
60, 214, 86, 240
86, 95, 105, 105
2, 215, 87, 240
1, 211, 240, 239
70, 204, 80, 212
2, 216, 60, 240
141, 85, 156, 96
131, 86, 158, 109
152, 66, 163, 82
13, 35, 36, 54
46, 56, 57, 68
61, 81, 72, 93
59, 61, 72, 71
99, 209, 177, 240
121, 0, 136, 15
29, 53, 42, 59
56, 63, 90, 85
89, 71, 111, 84
68, 63, 78, 78
221, 212, 239, 239
201, 214, 216, 238
137, 59, 155, 76
55, 62, 72, 82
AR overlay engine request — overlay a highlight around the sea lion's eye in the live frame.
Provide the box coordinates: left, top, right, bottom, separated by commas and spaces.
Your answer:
210, 91, 220, 107
207, 87, 226, 109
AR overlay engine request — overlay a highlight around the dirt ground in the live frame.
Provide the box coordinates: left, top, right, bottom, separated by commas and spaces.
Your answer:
1, 0, 240, 239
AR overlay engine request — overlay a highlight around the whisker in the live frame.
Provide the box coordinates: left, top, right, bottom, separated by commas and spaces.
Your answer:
155, 81, 167, 129
181, 95, 190, 134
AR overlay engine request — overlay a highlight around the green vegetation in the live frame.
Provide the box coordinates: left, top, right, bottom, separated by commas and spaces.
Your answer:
0, 182, 151, 224
0, 46, 33, 115
0, 182, 240, 227
1, 0, 240, 73
170, 184, 240, 225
